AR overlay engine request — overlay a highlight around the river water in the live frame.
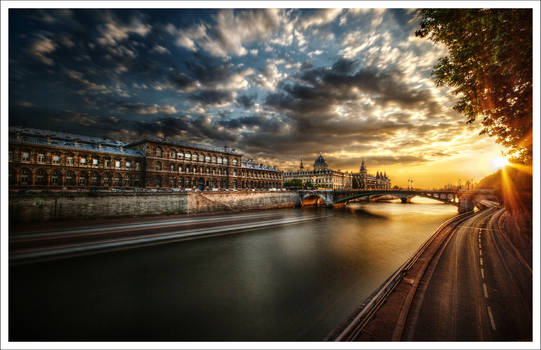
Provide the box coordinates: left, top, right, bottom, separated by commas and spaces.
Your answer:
10, 199, 457, 341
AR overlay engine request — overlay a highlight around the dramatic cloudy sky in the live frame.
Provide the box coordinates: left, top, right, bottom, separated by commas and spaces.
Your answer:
9, 8, 506, 187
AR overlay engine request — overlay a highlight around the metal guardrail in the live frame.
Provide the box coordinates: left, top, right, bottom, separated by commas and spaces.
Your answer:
326, 210, 477, 341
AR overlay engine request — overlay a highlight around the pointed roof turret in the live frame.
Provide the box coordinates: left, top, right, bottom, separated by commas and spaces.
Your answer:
360, 159, 366, 172
300, 159, 304, 170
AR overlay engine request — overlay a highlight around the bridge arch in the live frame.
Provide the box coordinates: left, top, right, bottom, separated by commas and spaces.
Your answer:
301, 193, 328, 207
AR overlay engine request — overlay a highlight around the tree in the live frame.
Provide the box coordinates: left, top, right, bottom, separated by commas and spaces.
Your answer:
416, 9, 532, 163
284, 178, 303, 188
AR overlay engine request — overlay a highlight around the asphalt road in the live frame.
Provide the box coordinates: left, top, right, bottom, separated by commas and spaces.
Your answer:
403, 207, 532, 341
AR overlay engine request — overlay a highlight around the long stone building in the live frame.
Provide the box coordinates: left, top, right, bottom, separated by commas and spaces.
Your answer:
283, 154, 353, 190
8, 127, 282, 191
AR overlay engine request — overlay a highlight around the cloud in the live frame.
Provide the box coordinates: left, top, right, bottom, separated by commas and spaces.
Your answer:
170, 9, 284, 57
151, 45, 170, 54
188, 90, 235, 107
112, 102, 178, 115
30, 34, 57, 65
299, 9, 343, 29
236, 93, 257, 109
65, 69, 109, 93
97, 13, 151, 46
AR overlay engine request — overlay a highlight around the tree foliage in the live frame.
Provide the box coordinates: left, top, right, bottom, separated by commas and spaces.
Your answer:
416, 9, 532, 163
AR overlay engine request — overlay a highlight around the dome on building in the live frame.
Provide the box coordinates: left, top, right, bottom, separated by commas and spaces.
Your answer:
314, 154, 328, 171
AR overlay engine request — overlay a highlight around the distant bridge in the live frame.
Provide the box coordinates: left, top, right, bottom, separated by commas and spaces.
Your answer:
298, 189, 497, 213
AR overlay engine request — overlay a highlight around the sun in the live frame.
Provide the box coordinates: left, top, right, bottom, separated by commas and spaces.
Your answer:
492, 156, 509, 170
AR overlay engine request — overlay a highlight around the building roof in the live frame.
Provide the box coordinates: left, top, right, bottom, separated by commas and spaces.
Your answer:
241, 159, 280, 172
314, 154, 328, 170
10, 127, 144, 157
127, 137, 242, 156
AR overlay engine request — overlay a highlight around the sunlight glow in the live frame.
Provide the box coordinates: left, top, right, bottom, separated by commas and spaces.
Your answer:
492, 156, 509, 170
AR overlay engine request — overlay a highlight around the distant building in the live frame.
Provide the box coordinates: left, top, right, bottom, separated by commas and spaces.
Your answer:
352, 160, 391, 190
8, 127, 283, 191
283, 154, 352, 190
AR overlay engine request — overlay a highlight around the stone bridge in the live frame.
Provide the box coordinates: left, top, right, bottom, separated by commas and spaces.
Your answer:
298, 189, 497, 213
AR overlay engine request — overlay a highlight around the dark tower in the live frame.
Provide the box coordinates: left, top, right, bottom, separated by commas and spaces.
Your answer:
360, 159, 367, 189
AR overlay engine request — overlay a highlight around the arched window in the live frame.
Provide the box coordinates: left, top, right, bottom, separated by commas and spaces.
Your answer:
199, 154, 204, 162
91, 172, 100, 186
178, 151, 184, 160
78, 172, 88, 186
102, 173, 110, 186
223, 158, 228, 165
20, 168, 32, 185
35, 169, 47, 185
170, 150, 176, 158
206, 167, 210, 174
156, 147, 162, 157
193, 153, 198, 162
170, 164, 175, 172
22, 151, 30, 161
51, 170, 62, 186
79, 155, 88, 165
66, 154, 74, 166
124, 174, 131, 186
38, 153, 46, 163
185, 152, 191, 160
65, 171, 75, 185
217, 156, 223, 164
155, 176, 162, 187
185, 166, 190, 173
169, 177, 176, 187
205, 155, 211, 163
233, 159, 238, 166
211, 155, 216, 163
113, 174, 122, 186
52, 154, 61, 164
178, 165, 183, 173
156, 162, 162, 171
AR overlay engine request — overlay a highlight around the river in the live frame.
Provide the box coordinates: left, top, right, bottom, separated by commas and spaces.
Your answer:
9, 198, 457, 341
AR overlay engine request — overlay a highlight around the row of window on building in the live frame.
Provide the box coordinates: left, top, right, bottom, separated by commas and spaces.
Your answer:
10, 150, 142, 170
154, 147, 237, 165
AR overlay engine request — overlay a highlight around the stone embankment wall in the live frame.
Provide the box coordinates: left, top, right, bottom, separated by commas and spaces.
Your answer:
187, 191, 298, 214
9, 191, 299, 223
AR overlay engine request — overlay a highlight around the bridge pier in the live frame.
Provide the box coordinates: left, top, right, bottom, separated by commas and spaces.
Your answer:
400, 197, 412, 203
458, 196, 474, 213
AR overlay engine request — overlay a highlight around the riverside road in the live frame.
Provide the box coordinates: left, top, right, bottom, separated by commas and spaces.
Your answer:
402, 207, 532, 341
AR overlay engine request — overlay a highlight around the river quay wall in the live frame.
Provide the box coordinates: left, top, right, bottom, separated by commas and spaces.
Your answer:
9, 191, 299, 223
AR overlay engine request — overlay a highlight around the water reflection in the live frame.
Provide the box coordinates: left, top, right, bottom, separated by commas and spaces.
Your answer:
10, 202, 457, 341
